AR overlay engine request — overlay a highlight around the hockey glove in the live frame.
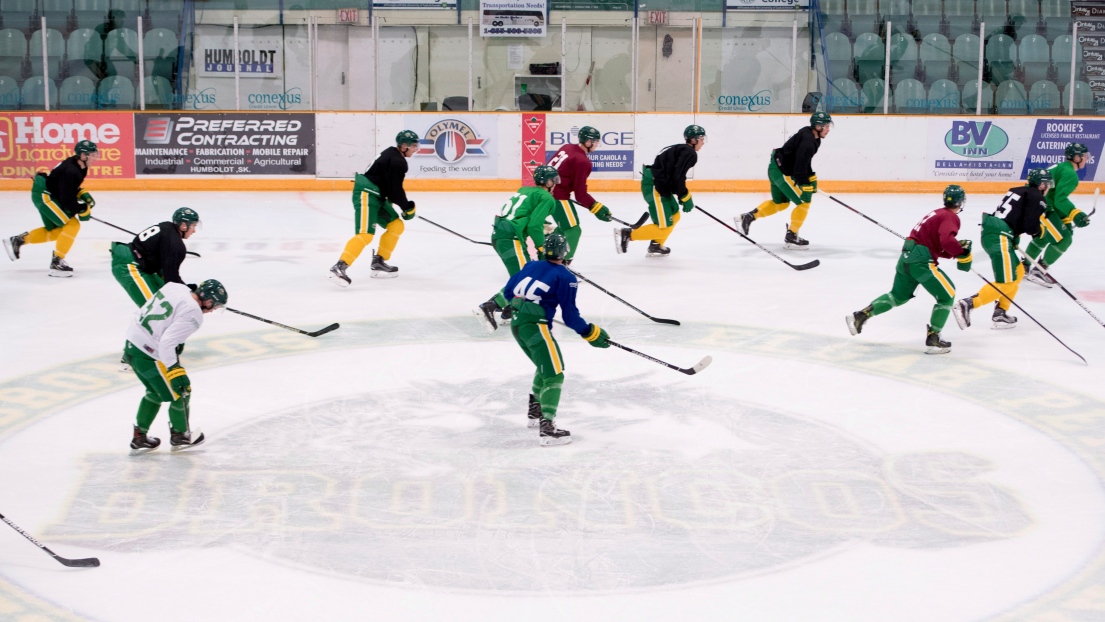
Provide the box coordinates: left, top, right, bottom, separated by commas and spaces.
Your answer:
958, 239, 973, 257
590, 202, 613, 222
583, 324, 610, 348
401, 202, 416, 221
809, 174, 818, 193
77, 189, 95, 209
176, 343, 185, 356
956, 239, 973, 272
799, 186, 815, 204
543, 219, 557, 235
680, 193, 695, 213
166, 364, 191, 399
1073, 211, 1091, 228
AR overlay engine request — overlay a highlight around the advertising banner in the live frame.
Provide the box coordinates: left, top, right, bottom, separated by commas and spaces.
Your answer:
133, 114, 315, 176
1019, 119, 1105, 180
404, 116, 499, 178
480, 0, 547, 37
373, 0, 456, 7
0, 112, 134, 179
726, 0, 810, 9
926, 118, 1034, 181
521, 113, 545, 186
195, 30, 284, 79
545, 115, 634, 175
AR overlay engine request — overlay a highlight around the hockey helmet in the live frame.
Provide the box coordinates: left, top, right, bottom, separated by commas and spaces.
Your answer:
1065, 142, 1090, 159
578, 126, 601, 144
74, 140, 98, 155
533, 165, 560, 187
943, 184, 966, 209
1026, 168, 1053, 188
544, 233, 570, 261
172, 207, 200, 227
196, 279, 228, 309
683, 125, 706, 141
396, 130, 420, 146
810, 111, 833, 127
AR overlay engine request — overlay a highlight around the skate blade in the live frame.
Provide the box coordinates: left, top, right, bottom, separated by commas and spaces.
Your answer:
924, 346, 951, 355
119, 364, 132, 372
370, 270, 398, 279
1025, 276, 1053, 288
645, 253, 670, 258
472, 307, 497, 333
327, 273, 351, 288
3, 240, 16, 261
991, 322, 1017, 330
784, 243, 810, 251
48, 270, 74, 278
527, 418, 540, 429
539, 435, 572, 446
170, 431, 205, 452
613, 229, 626, 254
845, 315, 859, 336
952, 308, 969, 330
129, 446, 159, 456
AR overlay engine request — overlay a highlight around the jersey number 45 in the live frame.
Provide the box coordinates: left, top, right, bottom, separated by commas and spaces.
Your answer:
513, 276, 549, 302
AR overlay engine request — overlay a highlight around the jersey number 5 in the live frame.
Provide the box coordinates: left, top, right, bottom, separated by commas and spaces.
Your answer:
512, 276, 549, 302
139, 290, 174, 334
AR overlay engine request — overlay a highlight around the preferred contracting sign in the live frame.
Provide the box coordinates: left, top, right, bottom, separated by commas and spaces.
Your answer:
134, 113, 315, 176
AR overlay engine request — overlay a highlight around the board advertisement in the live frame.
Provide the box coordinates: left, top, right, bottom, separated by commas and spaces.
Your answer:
0, 112, 135, 179
480, 0, 547, 37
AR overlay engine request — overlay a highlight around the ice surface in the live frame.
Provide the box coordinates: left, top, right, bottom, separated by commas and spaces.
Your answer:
1, 190, 1104, 621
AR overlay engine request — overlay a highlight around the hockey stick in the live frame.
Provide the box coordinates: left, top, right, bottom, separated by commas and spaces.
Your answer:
694, 205, 821, 270
1021, 253, 1105, 329
0, 512, 100, 568
577, 61, 596, 111
91, 216, 201, 257
609, 340, 712, 375
567, 200, 649, 229
418, 216, 493, 246
226, 307, 339, 337
567, 267, 680, 325
829, 196, 1087, 365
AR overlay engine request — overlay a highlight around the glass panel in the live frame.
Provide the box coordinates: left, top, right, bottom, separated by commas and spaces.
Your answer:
638, 23, 696, 112
479, 25, 564, 111
700, 19, 806, 114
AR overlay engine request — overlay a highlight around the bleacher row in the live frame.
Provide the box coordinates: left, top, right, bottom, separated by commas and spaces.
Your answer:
0, 0, 182, 108
816, 0, 1097, 113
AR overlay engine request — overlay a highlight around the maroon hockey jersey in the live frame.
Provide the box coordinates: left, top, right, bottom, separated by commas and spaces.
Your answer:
548, 144, 596, 208
908, 208, 964, 261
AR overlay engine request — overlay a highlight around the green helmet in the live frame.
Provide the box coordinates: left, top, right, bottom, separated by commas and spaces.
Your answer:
1026, 168, 1053, 188
74, 140, 98, 154
810, 111, 833, 127
172, 207, 200, 226
943, 184, 966, 209
578, 126, 601, 143
396, 130, 419, 146
533, 165, 560, 186
683, 125, 706, 140
1065, 142, 1090, 159
196, 279, 228, 308
544, 233, 570, 261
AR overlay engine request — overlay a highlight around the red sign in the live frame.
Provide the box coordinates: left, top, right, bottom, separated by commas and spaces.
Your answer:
338, 8, 358, 23
520, 113, 545, 186
0, 112, 135, 179
649, 10, 668, 25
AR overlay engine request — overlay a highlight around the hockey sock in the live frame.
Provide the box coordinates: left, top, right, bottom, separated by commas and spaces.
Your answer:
973, 265, 1023, 310
135, 394, 161, 432
1024, 239, 1045, 262
493, 291, 509, 308
869, 293, 900, 316
25, 227, 61, 245
789, 203, 811, 232
1043, 238, 1071, 266
53, 218, 81, 258
167, 395, 189, 433
562, 226, 581, 261
929, 301, 952, 331
377, 219, 404, 261
754, 200, 788, 218
537, 373, 564, 420
629, 223, 664, 242
340, 233, 373, 266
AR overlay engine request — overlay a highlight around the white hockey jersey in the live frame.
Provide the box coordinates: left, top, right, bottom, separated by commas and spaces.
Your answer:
125, 282, 204, 367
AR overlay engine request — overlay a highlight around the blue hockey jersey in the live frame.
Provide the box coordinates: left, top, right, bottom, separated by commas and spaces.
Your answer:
502, 260, 592, 336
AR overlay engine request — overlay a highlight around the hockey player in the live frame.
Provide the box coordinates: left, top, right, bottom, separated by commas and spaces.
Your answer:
1024, 142, 1093, 287
125, 279, 227, 453
4, 140, 100, 276
846, 185, 973, 354
615, 125, 706, 257
329, 130, 419, 286
953, 170, 1050, 330
475, 165, 561, 324
546, 126, 613, 261
111, 208, 200, 306
738, 112, 832, 250
476, 233, 610, 446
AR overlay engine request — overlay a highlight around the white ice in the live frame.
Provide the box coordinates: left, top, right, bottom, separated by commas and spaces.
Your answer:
1, 190, 1104, 621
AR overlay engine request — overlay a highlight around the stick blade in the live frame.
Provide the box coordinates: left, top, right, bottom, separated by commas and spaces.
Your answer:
307, 323, 340, 337
651, 317, 681, 326
787, 259, 821, 271
57, 556, 100, 568
632, 212, 650, 229
683, 355, 713, 375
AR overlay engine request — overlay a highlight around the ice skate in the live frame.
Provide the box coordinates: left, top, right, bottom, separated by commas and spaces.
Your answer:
499, 304, 513, 325
646, 241, 670, 258
170, 429, 205, 451
1025, 262, 1054, 288
4, 232, 26, 261
539, 417, 571, 446
129, 426, 160, 455
992, 305, 1017, 329
474, 300, 500, 333
737, 210, 756, 236
784, 227, 809, 250
614, 227, 631, 254
953, 296, 976, 329
527, 393, 541, 428
846, 306, 872, 335
925, 325, 951, 355
370, 252, 398, 278
48, 253, 73, 278
328, 260, 351, 287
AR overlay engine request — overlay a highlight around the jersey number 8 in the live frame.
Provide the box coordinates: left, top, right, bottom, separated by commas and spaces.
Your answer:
138, 225, 160, 242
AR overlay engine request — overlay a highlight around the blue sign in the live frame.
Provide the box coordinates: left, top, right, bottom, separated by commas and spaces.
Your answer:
1020, 119, 1105, 179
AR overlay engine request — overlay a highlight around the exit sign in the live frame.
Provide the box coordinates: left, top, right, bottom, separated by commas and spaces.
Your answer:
648, 10, 667, 25
338, 8, 358, 23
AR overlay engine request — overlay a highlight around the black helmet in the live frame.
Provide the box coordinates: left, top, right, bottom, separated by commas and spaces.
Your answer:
544, 233, 570, 261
